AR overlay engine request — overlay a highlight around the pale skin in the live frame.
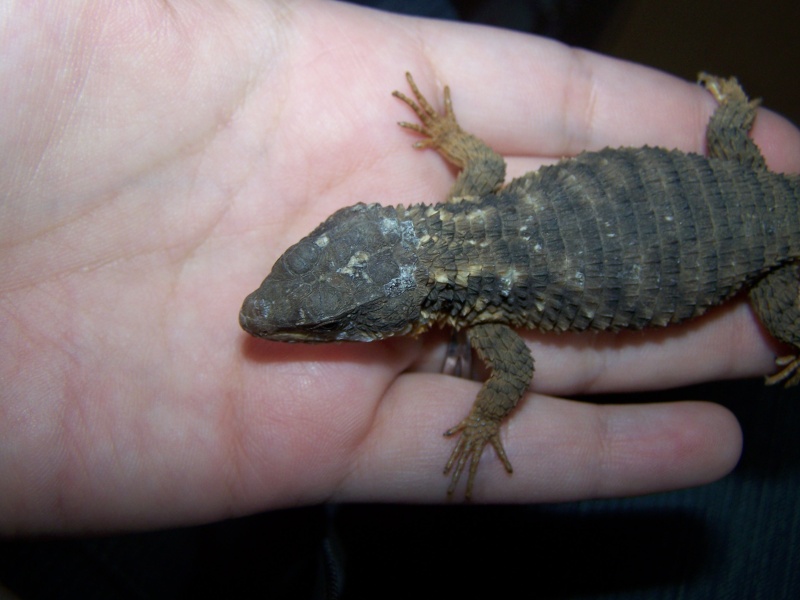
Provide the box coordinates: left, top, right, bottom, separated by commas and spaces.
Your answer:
2, 0, 799, 534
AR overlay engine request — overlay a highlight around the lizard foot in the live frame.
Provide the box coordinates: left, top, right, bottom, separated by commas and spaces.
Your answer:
765, 354, 800, 387
392, 72, 465, 165
698, 72, 759, 109
444, 412, 513, 500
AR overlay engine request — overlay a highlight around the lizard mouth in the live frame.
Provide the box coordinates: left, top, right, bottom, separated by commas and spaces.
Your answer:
239, 292, 359, 343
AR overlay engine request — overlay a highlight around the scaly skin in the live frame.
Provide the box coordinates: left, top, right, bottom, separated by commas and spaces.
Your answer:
240, 73, 800, 499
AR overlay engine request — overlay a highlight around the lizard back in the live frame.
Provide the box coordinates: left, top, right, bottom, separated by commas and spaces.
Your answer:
412, 146, 800, 333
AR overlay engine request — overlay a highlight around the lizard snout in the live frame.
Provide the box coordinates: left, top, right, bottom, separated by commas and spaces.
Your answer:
239, 292, 273, 337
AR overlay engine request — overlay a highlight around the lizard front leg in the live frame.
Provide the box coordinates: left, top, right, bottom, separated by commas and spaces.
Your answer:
445, 323, 534, 499
393, 72, 507, 199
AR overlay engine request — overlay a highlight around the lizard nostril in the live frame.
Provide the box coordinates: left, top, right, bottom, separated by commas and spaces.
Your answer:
239, 293, 271, 335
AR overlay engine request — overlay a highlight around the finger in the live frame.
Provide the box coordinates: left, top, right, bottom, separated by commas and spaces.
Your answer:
411, 302, 778, 396
334, 373, 742, 502
404, 18, 800, 172
525, 303, 780, 395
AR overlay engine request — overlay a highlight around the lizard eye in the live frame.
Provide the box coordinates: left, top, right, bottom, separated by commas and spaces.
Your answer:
283, 241, 320, 275
306, 282, 343, 317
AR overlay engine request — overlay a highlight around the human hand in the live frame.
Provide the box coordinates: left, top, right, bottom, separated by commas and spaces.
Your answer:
2, 0, 799, 533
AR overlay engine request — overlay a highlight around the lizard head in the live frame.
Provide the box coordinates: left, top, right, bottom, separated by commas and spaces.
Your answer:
239, 203, 428, 343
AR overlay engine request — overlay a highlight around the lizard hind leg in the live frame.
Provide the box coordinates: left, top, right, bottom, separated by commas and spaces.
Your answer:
766, 355, 800, 387
749, 263, 800, 387
698, 73, 766, 169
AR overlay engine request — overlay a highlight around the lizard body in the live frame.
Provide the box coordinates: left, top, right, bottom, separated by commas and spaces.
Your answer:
239, 73, 800, 498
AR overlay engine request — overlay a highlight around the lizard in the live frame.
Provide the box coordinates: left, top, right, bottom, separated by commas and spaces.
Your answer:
239, 72, 800, 499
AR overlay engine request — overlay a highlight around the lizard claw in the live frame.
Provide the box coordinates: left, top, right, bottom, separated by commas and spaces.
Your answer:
698, 72, 760, 110
443, 413, 513, 500
392, 72, 464, 159
392, 72, 506, 198
765, 354, 800, 387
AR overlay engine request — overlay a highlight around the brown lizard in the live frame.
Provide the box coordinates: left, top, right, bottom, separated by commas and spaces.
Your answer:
239, 73, 800, 499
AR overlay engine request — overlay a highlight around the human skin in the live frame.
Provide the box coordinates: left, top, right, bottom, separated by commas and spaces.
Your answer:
2, 0, 799, 534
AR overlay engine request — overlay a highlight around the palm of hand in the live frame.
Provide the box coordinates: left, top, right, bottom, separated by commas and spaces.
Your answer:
4, 1, 799, 531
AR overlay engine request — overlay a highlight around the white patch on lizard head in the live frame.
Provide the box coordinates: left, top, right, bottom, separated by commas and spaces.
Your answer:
337, 251, 371, 278
398, 219, 418, 246
380, 217, 399, 235
315, 235, 329, 248
383, 265, 416, 297
381, 216, 419, 247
